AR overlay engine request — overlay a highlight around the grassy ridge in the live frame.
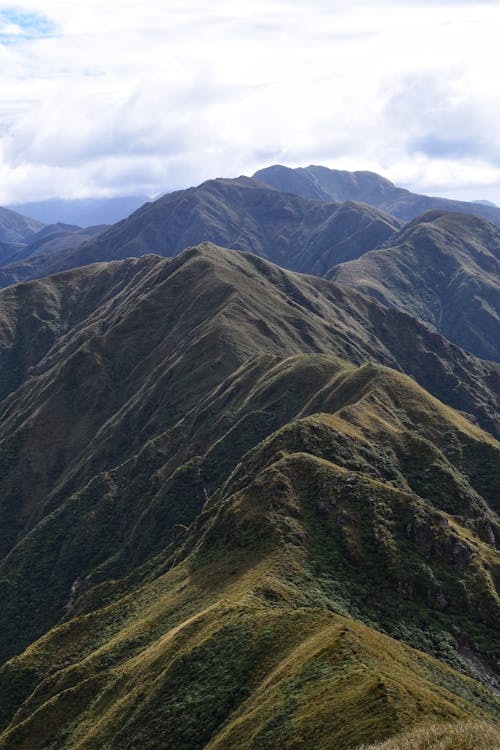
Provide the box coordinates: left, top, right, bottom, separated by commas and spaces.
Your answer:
359, 720, 500, 749
0, 353, 498, 747
330, 211, 500, 361
0, 245, 498, 747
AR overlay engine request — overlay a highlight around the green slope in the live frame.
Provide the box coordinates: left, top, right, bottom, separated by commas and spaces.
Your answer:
0, 358, 498, 748
329, 211, 500, 362
0, 245, 498, 748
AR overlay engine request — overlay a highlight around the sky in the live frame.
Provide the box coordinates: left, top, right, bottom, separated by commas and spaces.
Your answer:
0, 0, 499, 205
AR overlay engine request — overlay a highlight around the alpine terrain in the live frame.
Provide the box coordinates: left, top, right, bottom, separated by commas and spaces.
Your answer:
0, 240, 498, 749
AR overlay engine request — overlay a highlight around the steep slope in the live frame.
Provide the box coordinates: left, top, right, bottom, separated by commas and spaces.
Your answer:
329, 211, 500, 362
361, 720, 500, 750
0, 223, 106, 267
254, 164, 500, 226
0, 244, 497, 439
0, 178, 400, 288
0, 245, 498, 748
0, 357, 498, 747
0, 207, 44, 245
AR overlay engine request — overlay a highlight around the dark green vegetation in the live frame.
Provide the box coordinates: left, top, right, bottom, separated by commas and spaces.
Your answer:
330, 211, 500, 362
254, 164, 500, 226
0, 177, 400, 288
0, 244, 498, 748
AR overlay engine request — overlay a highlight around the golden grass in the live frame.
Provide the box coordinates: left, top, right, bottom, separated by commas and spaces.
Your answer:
358, 719, 500, 749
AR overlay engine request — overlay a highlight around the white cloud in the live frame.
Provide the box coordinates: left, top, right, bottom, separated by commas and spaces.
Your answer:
0, 0, 499, 203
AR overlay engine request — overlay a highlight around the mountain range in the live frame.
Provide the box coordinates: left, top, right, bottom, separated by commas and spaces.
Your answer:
0, 223, 106, 266
254, 164, 500, 226
330, 210, 500, 362
0, 177, 401, 286
2, 169, 498, 363
0, 167, 499, 749
0, 201, 109, 267
6, 195, 148, 227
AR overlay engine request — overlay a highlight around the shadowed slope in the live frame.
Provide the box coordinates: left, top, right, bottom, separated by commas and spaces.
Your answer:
0, 245, 498, 748
0, 223, 106, 267
254, 164, 500, 226
0, 178, 399, 288
329, 211, 500, 362
0, 207, 44, 246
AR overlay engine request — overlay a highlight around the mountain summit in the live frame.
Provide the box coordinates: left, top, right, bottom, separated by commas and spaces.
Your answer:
254, 164, 500, 226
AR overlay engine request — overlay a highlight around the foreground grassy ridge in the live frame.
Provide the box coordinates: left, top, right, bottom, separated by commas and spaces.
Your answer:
358, 719, 500, 749
0, 376, 498, 747
0, 246, 498, 747
0, 553, 497, 750
0, 351, 498, 668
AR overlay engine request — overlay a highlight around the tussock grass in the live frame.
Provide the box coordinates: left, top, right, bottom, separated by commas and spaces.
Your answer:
359, 719, 500, 750
0, 246, 499, 748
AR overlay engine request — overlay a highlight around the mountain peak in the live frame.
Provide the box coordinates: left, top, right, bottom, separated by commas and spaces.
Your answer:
254, 164, 500, 226
0, 175, 401, 288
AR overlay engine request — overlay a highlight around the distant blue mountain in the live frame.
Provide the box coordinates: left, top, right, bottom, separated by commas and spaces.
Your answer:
7, 195, 149, 227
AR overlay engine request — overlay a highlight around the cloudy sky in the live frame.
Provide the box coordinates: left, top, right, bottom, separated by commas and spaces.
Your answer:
0, 0, 499, 204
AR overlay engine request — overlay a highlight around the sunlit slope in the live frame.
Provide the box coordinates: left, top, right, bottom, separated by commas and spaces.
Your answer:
359, 720, 500, 750
0, 244, 498, 748
0, 376, 498, 748
0, 354, 498, 748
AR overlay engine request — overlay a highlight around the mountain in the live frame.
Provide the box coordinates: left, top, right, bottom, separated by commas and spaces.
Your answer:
0, 206, 44, 245
1, 173, 498, 367
0, 223, 107, 267
0, 177, 400, 289
0, 242, 19, 266
0, 245, 498, 748
474, 200, 498, 208
329, 211, 500, 362
7, 195, 149, 227
253, 164, 500, 226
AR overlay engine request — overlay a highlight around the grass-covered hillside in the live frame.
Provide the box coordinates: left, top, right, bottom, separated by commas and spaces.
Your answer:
254, 164, 500, 226
0, 207, 44, 247
0, 177, 400, 289
0, 245, 498, 748
330, 211, 500, 362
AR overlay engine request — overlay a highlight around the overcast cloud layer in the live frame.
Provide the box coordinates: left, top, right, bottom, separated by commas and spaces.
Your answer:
0, 0, 499, 204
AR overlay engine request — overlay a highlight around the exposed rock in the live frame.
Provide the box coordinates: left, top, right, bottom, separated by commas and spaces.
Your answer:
317, 500, 330, 517
429, 589, 449, 611
452, 542, 472, 571
64, 576, 83, 612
